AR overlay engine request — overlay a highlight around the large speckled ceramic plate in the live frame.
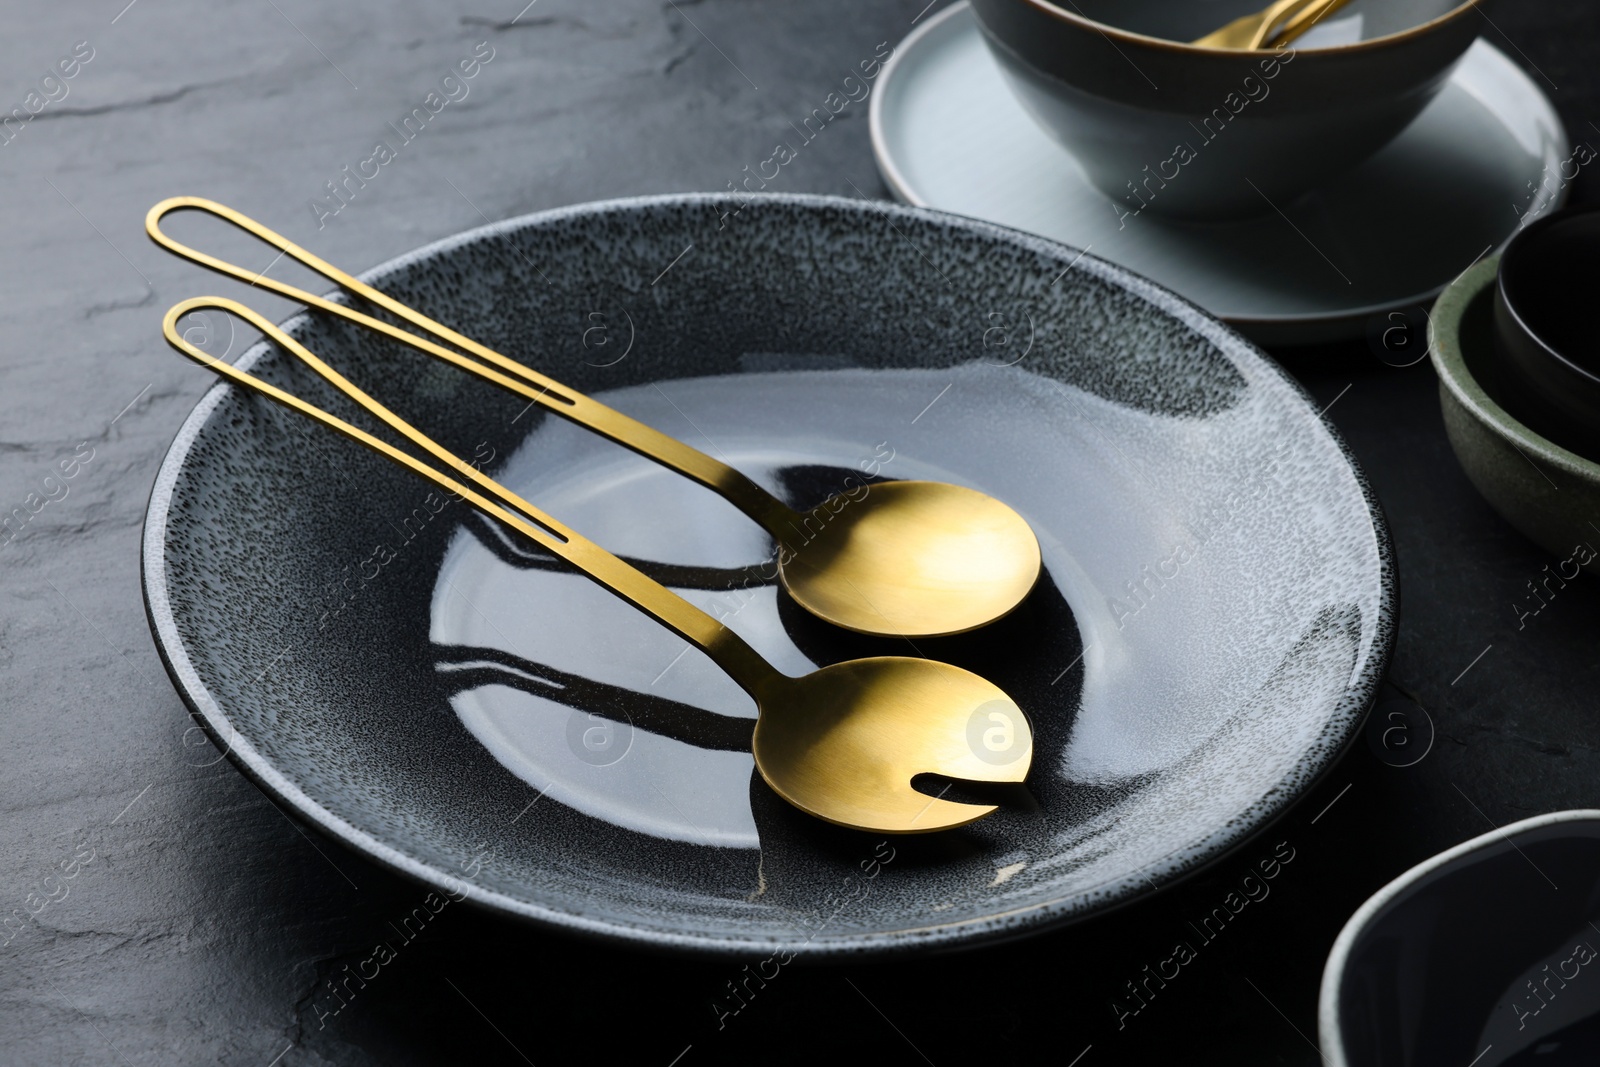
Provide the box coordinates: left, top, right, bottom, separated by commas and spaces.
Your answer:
143, 193, 1395, 956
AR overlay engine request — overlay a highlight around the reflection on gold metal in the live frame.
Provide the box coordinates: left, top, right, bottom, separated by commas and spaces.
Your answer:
146, 198, 1041, 638
1192, 0, 1354, 49
780, 480, 1041, 636
162, 296, 1032, 833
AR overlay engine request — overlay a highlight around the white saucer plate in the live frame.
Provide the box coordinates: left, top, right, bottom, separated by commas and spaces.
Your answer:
871, 2, 1572, 345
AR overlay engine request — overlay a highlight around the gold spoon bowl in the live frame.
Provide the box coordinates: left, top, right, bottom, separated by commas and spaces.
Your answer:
779, 479, 1042, 637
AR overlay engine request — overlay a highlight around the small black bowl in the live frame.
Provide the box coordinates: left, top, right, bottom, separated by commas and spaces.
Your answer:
1319, 810, 1600, 1065
1495, 206, 1600, 457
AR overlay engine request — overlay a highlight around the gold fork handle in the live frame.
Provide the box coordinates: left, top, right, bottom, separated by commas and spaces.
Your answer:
146, 198, 803, 536
162, 295, 783, 699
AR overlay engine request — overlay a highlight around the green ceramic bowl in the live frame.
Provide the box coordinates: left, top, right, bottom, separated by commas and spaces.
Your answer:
1430, 256, 1600, 572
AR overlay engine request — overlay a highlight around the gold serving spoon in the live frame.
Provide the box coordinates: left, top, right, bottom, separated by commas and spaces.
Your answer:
146, 198, 1042, 640
1192, 0, 1354, 49
163, 295, 1033, 833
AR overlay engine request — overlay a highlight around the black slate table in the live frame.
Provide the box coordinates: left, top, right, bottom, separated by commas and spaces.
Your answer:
3, 1, 1597, 1063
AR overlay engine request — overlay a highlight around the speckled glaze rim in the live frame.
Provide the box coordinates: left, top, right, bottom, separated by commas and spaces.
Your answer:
142, 192, 1397, 957
870, 5, 1570, 339
1316, 809, 1600, 1065
1429, 256, 1600, 482
989, 0, 1484, 56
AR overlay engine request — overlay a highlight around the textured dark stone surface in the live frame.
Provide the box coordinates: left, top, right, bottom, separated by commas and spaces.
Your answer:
1, 1, 1596, 1064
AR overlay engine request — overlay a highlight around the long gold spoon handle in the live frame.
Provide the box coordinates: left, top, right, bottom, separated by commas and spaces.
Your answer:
162, 295, 782, 698
1265, 0, 1354, 48
1191, 0, 1301, 48
146, 197, 804, 536
1191, 0, 1335, 49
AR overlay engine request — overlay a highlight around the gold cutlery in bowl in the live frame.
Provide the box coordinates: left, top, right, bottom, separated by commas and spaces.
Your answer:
1192, 0, 1355, 50
147, 198, 1041, 640
161, 295, 1034, 834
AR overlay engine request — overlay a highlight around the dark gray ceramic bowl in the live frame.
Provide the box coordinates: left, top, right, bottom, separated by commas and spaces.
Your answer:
1320, 810, 1600, 1066
144, 193, 1395, 956
1494, 205, 1600, 458
969, 0, 1483, 218
1432, 256, 1600, 574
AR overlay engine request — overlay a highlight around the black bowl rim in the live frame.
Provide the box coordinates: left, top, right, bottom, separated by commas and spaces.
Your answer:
142, 191, 1398, 957
1496, 203, 1600, 391
977, 0, 1485, 58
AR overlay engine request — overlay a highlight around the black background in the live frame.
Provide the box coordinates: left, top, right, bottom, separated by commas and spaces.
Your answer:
2, 1, 1597, 1063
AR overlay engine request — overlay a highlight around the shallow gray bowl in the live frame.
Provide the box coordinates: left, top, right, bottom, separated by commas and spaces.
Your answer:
144, 193, 1395, 956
